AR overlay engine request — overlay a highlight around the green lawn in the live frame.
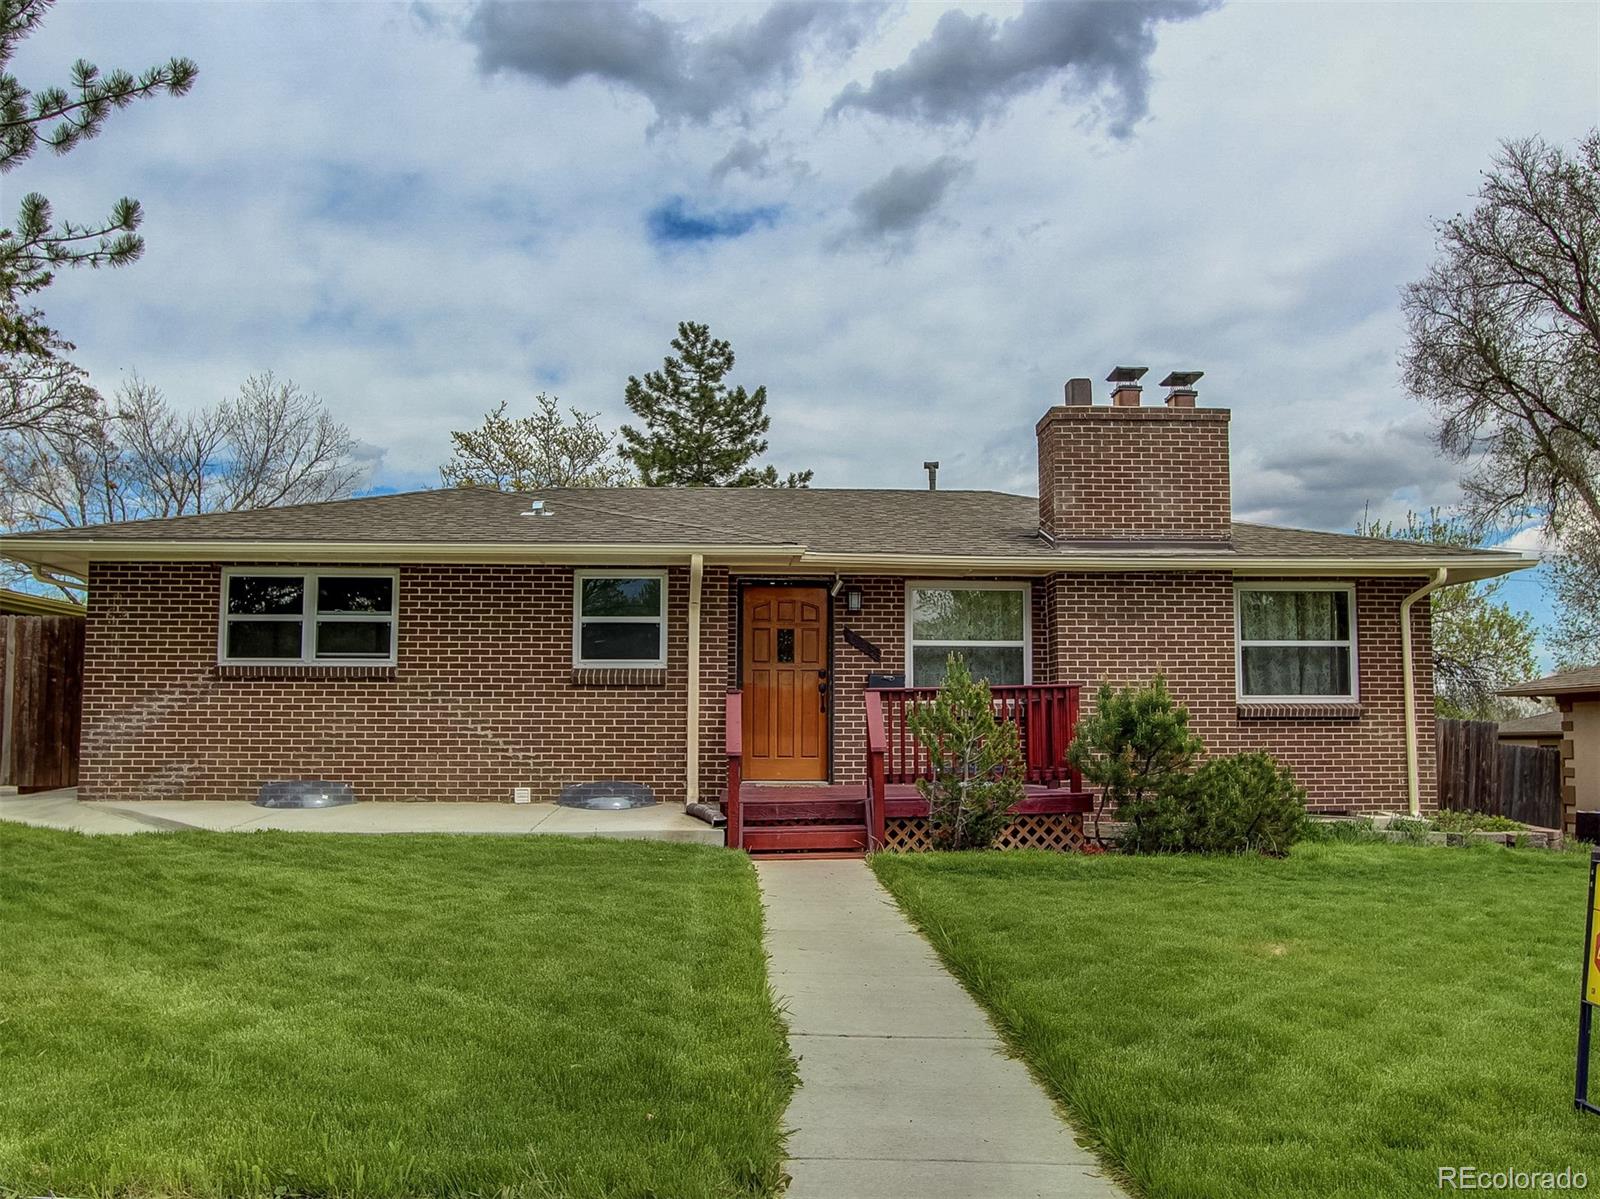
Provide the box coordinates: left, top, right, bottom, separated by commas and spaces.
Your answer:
872, 840, 1600, 1199
0, 825, 794, 1199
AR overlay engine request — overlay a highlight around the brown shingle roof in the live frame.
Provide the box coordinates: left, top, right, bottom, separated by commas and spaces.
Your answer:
0, 486, 1531, 572
1497, 710, 1563, 737
1501, 665, 1600, 698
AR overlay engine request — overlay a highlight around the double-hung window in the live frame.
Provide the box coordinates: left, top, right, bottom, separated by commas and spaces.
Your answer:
1235, 583, 1356, 701
573, 571, 667, 668
906, 582, 1030, 686
220, 569, 397, 665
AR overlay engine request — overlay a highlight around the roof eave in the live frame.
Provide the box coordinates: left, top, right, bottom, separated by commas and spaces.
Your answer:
791, 551, 1536, 581
0, 539, 811, 580
0, 537, 1537, 584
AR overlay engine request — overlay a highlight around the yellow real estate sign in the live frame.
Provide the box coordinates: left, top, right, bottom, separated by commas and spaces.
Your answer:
1590, 887, 1600, 1007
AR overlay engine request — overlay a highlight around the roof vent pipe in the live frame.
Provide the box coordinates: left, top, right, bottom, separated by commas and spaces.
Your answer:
1160, 370, 1204, 408
923, 461, 940, 491
1107, 366, 1148, 407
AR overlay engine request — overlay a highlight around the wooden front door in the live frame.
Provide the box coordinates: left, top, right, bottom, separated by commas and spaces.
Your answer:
742, 586, 829, 781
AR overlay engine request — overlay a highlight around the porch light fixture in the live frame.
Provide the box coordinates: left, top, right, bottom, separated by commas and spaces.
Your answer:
845, 587, 863, 613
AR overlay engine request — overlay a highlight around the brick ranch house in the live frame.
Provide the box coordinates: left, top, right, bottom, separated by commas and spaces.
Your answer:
0, 373, 1530, 852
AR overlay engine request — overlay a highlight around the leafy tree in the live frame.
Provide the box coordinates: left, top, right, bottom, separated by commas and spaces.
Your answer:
1401, 132, 1598, 666
620, 320, 813, 487
1068, 676, 1204, 848
441, 395, 633, 490
1, 0, 197, 355
2, 372, 363, 597
904, 654, 1023, 850
1354, 508, 1539, 717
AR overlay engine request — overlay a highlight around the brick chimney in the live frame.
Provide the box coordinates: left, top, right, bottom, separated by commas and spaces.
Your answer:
1036, 370, 1231, 543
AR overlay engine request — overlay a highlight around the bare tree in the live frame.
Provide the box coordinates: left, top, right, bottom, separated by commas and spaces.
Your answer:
441, 395, 634, 490
1548, 520, 1600, 668
2, 372, 365, 596
1402, 131, 1600, 536
0, 336, 97, 438
1403, 130, 1600, 668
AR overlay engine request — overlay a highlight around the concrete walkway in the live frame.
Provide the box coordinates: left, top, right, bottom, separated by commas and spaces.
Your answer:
757, 859, 1126, 1199
0, 788, 721, 843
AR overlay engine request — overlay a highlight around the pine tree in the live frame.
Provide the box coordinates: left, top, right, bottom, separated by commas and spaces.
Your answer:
904, 655, 1024, 851
1, 0, 198, 355
619, 321, 813, 487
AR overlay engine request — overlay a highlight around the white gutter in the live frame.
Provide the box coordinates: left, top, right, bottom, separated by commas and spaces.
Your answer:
795, 551, 1534, 579
29, 564, 86, 592
685, 553, 704, 807
0, 536, 1533, 583
1401, 568, 1450, 817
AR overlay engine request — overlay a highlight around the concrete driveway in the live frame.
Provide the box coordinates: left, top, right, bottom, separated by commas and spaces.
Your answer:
0, 788, 722, 843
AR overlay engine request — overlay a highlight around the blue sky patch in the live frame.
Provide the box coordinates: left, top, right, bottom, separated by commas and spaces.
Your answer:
646, 196, 783, 245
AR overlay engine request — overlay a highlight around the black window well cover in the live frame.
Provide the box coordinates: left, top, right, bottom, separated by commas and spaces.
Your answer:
558, 782, 657, 810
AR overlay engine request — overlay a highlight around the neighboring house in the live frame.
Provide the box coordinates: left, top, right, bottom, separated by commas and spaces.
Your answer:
0, 372, 1531, 851
1497, 710, 1563, 750
0, 588, 85, 617
1501, 667, 1600, 837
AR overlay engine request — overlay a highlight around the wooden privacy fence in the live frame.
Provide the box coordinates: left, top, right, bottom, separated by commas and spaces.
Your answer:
1, 615, 84, 791
1436, 716, 1561, 829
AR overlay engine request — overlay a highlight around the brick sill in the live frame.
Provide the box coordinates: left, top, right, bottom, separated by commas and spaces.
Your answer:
1237, 702, 1362, 721
571, 667, 667, 687
217, 664, 397, 680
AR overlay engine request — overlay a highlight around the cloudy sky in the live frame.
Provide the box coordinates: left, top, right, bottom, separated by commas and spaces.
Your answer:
10, 0, 1597, 634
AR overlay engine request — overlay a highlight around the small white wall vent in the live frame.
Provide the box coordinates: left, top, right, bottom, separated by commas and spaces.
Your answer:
513, 786, 532, 804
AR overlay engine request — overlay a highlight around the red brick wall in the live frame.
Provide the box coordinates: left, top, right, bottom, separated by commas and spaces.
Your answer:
1038, 572, 1436, 813
829, 576, 911, 785
82, 562, 701, 804
696, 566, 730, 804
80, 562, 1434, 813
1036, 405, 1232, 541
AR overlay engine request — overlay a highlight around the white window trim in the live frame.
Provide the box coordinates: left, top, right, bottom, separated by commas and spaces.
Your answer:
1234, 581, 1358, 703
904, 580, 1032, 687
572, 569, 669, 669
219, 567, 399, 666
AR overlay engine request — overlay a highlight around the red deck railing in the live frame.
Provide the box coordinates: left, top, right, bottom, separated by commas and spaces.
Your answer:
864, 682, 1084, 850
871, 683, 1083, 788
728, 682, 1082, 852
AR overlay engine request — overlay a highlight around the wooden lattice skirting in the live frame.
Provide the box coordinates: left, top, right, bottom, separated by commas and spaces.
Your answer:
879, 812, 1087, 853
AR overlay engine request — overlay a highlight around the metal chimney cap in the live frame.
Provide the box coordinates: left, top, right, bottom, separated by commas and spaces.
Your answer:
1159, 370, 1204, 388
1106, 366, 1149, 384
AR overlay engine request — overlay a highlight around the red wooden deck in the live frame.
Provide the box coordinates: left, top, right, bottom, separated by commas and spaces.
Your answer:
724, 684, 1088, 856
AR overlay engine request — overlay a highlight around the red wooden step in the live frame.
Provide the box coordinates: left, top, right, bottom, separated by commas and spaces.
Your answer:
742, 798, 866, 823
741, 823, 869, 853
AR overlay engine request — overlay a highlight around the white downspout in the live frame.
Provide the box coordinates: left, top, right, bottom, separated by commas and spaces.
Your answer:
1400, 568, 1449, 817
685, 553, 704, 808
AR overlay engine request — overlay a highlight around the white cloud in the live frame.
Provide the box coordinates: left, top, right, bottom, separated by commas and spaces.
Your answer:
5, 0, 1596, 527
1498, 525, 1556, 559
